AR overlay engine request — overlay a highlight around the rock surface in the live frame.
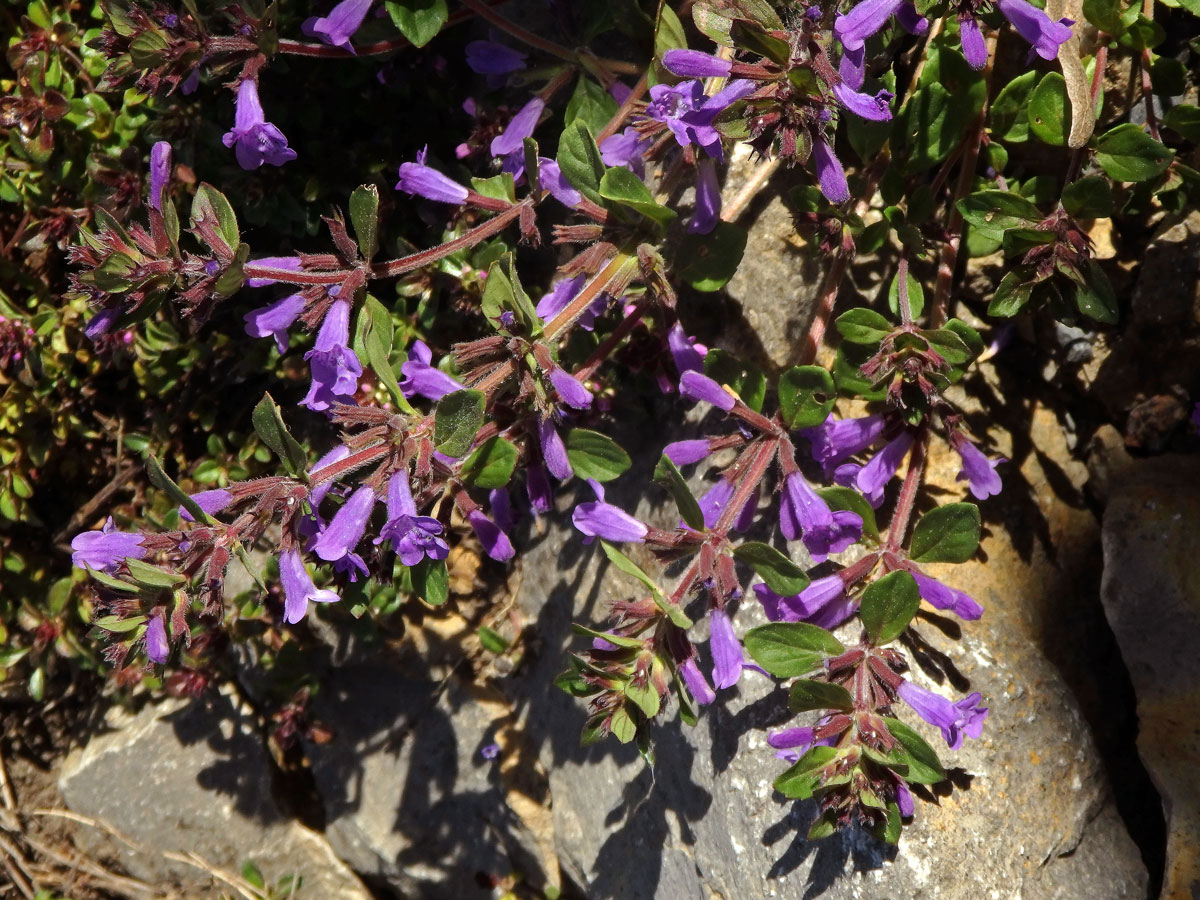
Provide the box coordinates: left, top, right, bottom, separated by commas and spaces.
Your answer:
1101, 455, 1200, 900
58, 693, 370, 900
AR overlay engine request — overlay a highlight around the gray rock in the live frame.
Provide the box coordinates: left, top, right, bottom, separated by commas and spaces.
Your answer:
58, 693, 370, 900
1101, 455, 1200, 900
305, 663, 551, 898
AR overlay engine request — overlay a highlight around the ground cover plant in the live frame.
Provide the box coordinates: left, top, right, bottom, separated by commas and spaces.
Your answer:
3, 0, 1200, 894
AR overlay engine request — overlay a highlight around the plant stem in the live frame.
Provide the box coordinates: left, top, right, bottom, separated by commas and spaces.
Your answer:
544, 251, 638, 341
884, 428, 928, 553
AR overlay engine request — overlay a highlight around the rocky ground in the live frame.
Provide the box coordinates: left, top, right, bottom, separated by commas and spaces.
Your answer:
2, 184, 1199, 900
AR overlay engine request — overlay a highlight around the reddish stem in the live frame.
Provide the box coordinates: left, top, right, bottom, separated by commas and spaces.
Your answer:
884, 428, 928, 554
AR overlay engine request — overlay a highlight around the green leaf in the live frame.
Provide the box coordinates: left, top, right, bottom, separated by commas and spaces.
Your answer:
190, 183, 239, 253
817, 486, 880, 541
251, 393, 307, 477
789, 678, 854, 712
909, 502, 981, 562
743, 623, 845, 677
1061, 176, 1113, 219
1072, 259, 1118, 324
125, 558, 185, 588
599, 166, 676, 225
557, 121, 606, 206
895, 83, 955, 174
990, 69, 1038, 142
887, 268, 925, 320
859, 570, 920, 645
93, 614, 147, 632
478, 626, 510, 653
28, 667, 44, 702
599, 541, 693, 628
565, 428, 631, 482
360, 295, 409, 409
773, 745, 839, 799
777, 366, 836, 429
988, 270, 1034, 317
434, 389, 485, 459
1083, 0, 1124, 32
942, 318, 986, 361
565, 75, 619, 134
470, 173, 517, 204
481, 255, 540, 336
674, 222, 748, 291
411, 557, 449, 605
884, 717, 947, 784
609, 707, 637, 743
808, 810, 840, 840
1028, 72, 1071, 146
923, 327, 973, 366
729, 19, 791, 66
835, 307, 892, 344
955, 190, 1042, 241
733, 542, 810, 596
384, 0, 448, 47
1164, 104, 1200, 143
145, 454, 212, 524
85, 567, 140, 593
624, 678, 661, 718
460, 436, 518, 489
571, 623, 644, 649
1095, 123, 1174, 182
348, 184, 380, 260
653, 455, 705, 530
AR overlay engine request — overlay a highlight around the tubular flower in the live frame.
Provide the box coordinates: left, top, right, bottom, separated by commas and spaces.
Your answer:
222, 79, 296, 170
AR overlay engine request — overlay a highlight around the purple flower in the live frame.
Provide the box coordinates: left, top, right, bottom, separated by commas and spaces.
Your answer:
490, 97, 545, 177
279, 548, 340, 624
468, 508, 515, 561
335, 552, 369, 582
768, 726, 817, 762
489, 488, 514, 533
85, 307, 121, 340
856, 431, 916, 504
802, 414, 887, 476
911, 571, 983, 620
709, 607, 745, 689
599, 127, 652, 179
466, 40, 527, 74
399, 340, 463, 401
179, 489, 234, 523
644, 79, 756, 162
222, 79, 296, 170
997, 0, 1073, 61
144, 614, 169, 664
538, 418, 573, 481
835, 0, 905, 51
680, 371, 735, 411
896, 681, 988, 750
526, 464, 553, 514
664, 439, 710, 466
953, 439, 1003, 500
396, 146, 469, 205
779, 472, 862, 562
667, 322, 705, 375
833, 83, 894, 121
246, 257, 302, 288
537, 158, 582, 207
71, 518, 147, 572
376, 472, 449, 567
679, 658, 716, 705
548, 367, 593, 409
754, 575, 857, 629
302, 0, 373, 53
535, 275, 608, 330
302, 300, 362, 412
480, 742, 502, 759
896, 780, 914, 817
244, 293, 305, 354
811, 137, 849, 204
662, 49, 733, 79
958, 14, 988, 67
312, 485, 376, 562
572, 479, 648, 543
689, 156, 721, 235
148, 141, 171, 211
